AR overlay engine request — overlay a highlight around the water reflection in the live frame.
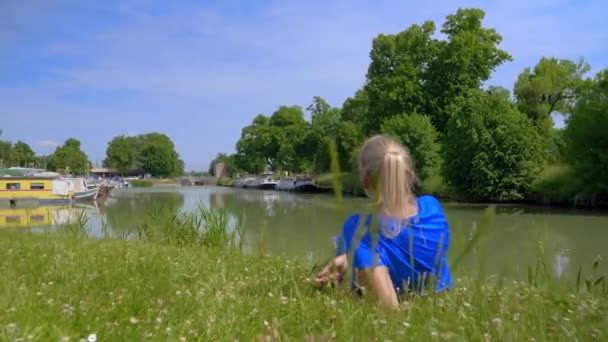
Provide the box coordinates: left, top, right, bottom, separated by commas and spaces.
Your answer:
101, 188, 185, 234
0, 205, 86, 229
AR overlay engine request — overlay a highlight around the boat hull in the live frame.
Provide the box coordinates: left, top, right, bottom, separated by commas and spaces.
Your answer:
257, 183, 277, 190
73, 188, 98, 200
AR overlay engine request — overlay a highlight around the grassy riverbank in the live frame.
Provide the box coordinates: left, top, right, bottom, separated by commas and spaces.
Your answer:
1, 218, 606, 340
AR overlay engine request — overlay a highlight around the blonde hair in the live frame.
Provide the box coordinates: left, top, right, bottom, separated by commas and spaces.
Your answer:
358, 135, 417, 220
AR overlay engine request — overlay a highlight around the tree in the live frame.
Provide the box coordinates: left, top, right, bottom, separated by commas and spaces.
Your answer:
363, 21, 437, 134
136, 133, 183, 177
307, 97, 342, 173
10, 141, 36, 167
442, 88, 544, 201
514, 57, 590, 135
341, 89, 369, 126
381, 113, 441, 180
424, 8, 512, 132
48, 138, 90, 174
564, 69, 608, 195
235, 106, 311, 174
0, 140, 12, 167
103, 135, 137, 172
335, 120, 364, 172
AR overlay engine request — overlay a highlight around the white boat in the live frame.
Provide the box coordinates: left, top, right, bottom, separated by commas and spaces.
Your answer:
244, 173, 277, 190
276, 177, 297, 191
61, 177, 99, 201
233, 177, 255, 188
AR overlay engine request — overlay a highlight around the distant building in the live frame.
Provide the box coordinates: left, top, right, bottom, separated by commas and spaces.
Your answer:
213, 161, 229, 179
91, 167, 144, 178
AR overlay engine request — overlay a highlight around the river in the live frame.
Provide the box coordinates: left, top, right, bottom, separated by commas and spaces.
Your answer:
2, 186, 607, 281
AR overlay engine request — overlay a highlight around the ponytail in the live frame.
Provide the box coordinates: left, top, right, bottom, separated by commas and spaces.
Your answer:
380, 151, 409, 218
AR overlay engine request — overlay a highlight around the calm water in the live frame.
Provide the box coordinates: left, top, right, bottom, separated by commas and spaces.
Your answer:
2, 186, 607, 280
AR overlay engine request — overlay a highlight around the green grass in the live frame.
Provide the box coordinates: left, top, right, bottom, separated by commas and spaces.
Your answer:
216, 177, 233, 187
1, 231, 606, 341
130, 179, 154, 188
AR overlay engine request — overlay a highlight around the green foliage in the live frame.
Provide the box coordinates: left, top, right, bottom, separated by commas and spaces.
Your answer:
235, 105, 315, 174
380, 113, 441, 180
424, 8, 512, 132
0, 140, 11, 167
529, 164, 580, 205
9, 141, 36, 167
514, 57, 590, 135
364, 22, 436, 133
103, 132, 183, 177
130, 179, 153, 188
335, 121, 364, 172
443, 88, 544, 201
564, 69, 608, 196
0, 139, 36, 168
48, 138, 90, 175
104, 135, 137, 172
137, 133, 184, 177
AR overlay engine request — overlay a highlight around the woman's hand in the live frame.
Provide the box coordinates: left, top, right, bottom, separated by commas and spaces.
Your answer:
315, 254, 348, 285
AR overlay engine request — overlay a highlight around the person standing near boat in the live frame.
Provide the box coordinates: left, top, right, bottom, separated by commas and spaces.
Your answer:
315, 135, 452, 308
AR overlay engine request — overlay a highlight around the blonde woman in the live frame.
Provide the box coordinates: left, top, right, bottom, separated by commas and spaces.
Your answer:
315, 135, 452, 308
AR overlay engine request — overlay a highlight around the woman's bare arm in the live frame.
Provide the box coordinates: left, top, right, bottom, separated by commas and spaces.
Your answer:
356, 266, 399, 309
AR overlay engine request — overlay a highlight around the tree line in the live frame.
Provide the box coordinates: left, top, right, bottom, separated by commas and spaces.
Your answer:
212, 8, 607, 204
1, 131, 184, 177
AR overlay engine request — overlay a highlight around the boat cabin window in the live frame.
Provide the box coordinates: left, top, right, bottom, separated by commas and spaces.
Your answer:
30, 183, 45, 190
6, 183, 21, 190
30, 215, 45, 223
6, 216, 20, 224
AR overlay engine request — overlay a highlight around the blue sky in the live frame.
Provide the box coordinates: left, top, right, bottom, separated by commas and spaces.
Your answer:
1, 0, 607, 171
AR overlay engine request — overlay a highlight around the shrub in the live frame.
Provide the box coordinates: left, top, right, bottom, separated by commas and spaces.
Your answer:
529, 164, 580, 205
443, 88, 544, 201
381, 113, 441, 180
564, 69, 608, 197
130, 179, 153, 188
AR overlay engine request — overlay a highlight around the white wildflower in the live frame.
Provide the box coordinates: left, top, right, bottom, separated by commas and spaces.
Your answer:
491, 318, 502, 329
87, 333, 97, 342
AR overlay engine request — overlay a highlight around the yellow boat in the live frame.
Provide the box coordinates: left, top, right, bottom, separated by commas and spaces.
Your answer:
0, 177, 73, 205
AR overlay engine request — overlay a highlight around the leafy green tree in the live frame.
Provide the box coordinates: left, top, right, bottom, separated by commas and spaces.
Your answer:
335, 120, 364, 172
364, 21, 436, 134
104, 135, 137, 172
424, 8, 512, 132
48, 138, 90, 174
136, 133, 183, 177
564, 69, 608, 195
341, 89, 369, 126
235, 106, 311, 174
307, 97, 342, 173
443, 88, 544, 201
514, 57, 590, 135
10, 141, 36, 167
381, 113, 441, 180
0, 140, 13, 167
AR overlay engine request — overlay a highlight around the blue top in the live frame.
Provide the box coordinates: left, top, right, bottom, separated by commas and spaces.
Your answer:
334, 195, 452, 293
